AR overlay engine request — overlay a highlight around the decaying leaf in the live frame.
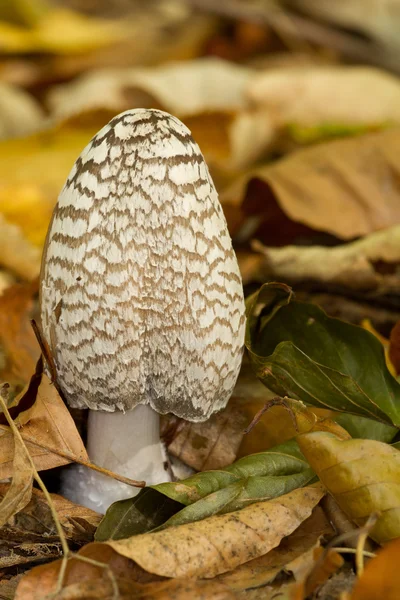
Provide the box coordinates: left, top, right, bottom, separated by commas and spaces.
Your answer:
245, 282, 400, 426
298, 432, 400, 544
162, 399, 248, 471
0, 365, 88, 478
2, 483, 101, 542
251, 224, 400, 293
96, 439, 315, 541
15, 543, 234, 600
247, 66, 400, 128
0, 281, 39, 387
0, 388, 33, 527
99, 484, 325, 579
222, 128, 400, 241
216, 505, 334, 592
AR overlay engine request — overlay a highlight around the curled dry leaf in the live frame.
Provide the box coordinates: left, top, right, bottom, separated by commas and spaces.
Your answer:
222, 128, 400, 241
2, 484, 101, 542
103, 484, 325, 579
251, 225, 400, 293
297, 432, 400, 544
247, 66, 400, 127
0, 281, 39, 387
0, 365, 88, 478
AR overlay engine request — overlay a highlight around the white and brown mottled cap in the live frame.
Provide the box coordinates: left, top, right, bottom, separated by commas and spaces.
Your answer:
40, 109, 246, 421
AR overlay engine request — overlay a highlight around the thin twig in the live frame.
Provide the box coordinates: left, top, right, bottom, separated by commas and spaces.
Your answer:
21, 433, 145, 489
331, 547, 376, 559
243, 396, 298, 434
356, 513, 378, 575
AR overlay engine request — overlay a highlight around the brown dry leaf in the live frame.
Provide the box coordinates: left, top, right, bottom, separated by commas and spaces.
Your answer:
16, 544, 234, 600
0, 82, 44, 140
0, 215, 41, 280
0, 281, 39, 387
0, 368, 88, 478
216, 506, 334, 592
104, 484, 325, 579
0, 575, 24, 600
247, 66, 400, 127
48, 58, 271, 174
0, 388, 33, 527
3, 484, 101, 542
297, 432, 400, 544
222, 128, 400, 241
163, 399, 247, 471
250, 225, 400, 293
346, 536, 400, 600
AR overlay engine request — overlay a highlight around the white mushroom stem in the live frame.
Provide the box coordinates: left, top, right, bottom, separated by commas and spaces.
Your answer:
60, 404, 171, 514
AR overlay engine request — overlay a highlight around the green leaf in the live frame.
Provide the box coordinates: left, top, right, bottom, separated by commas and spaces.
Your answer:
335, 413, 398, 443
94, 487, 183, 542
95, 439, 314, 541
246, 283, 400, 427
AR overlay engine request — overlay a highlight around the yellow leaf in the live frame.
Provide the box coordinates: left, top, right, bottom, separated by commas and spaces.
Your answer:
105, 484, 325, 579
297, 432, 400, 544
0, 366, 88, 478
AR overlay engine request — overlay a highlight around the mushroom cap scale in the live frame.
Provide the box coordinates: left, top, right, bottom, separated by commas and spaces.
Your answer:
40, 109, 246, 421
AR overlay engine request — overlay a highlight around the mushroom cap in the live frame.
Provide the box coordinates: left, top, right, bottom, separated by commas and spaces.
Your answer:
40, 109, 245, 421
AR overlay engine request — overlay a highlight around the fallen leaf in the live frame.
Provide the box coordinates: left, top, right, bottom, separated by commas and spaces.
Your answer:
0, 365, 88, 478
3, 484, 101, 542
48, 58, 271, 173
15, 544, 234, 599
293, 546, 344, 599
247, 66, 400, 128
101, 484, 325, 579
0, 575, 24, 600
347, 536, 400, 600
216, 505, 334, 591
245, 282, 400, 426
298, 432, 400, 544
96, 439, 315, 541
0, 388, 33, 527
222, 128, 400, 241
162, 399, 247, 471
251, 225, 400, 293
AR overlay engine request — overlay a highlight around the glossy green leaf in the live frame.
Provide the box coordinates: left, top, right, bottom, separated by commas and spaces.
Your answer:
335, 413, 398, 443
95, 439, 314, 541
246, 283, 400, 427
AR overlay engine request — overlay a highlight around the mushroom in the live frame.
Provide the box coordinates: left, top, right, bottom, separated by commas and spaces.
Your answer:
39, 109, 246, 513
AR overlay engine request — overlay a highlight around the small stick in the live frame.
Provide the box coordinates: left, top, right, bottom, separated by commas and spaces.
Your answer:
30, 319, 58, 385
21, 433, 145, 489
243, 396, 298, 434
